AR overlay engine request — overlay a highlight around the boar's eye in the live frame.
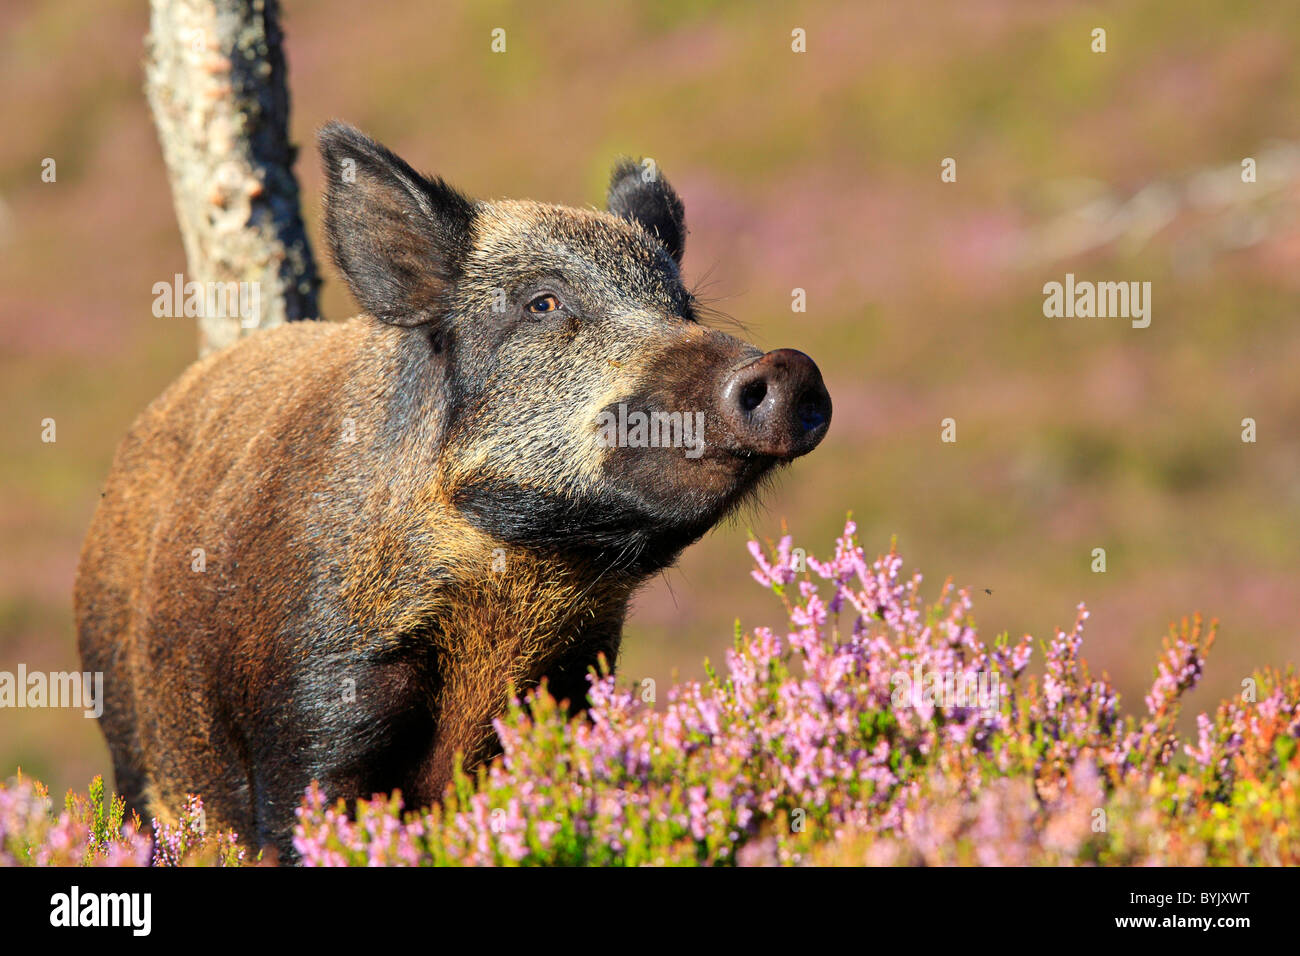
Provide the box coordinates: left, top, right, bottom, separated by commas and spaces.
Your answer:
526, 293, 563, 315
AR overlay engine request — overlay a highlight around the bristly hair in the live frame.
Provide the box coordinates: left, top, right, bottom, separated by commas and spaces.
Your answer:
688, 264, 750, 336
715, 460, 785, 539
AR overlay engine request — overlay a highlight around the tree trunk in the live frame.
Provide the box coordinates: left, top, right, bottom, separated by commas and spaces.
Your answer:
145, 0, 321, 356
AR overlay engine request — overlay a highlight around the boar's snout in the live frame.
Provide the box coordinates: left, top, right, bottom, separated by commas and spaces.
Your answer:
719, 349, 831, 460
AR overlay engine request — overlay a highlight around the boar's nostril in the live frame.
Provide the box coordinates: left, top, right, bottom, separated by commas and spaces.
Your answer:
797, 394, 827, 433
740, 380, 768, 414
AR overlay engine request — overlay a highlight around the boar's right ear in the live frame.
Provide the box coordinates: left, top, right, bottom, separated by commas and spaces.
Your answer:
319, 121, 475, 328
607, 158, 686, 265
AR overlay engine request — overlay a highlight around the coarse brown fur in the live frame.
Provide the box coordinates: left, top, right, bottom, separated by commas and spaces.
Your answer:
75, 122, 830, 859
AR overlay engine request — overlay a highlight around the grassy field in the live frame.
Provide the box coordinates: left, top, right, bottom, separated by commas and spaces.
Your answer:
2, 0, 1298, 799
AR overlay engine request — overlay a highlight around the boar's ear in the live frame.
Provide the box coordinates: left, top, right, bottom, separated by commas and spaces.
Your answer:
319, 121, 475, 327
607, 158, 686, 265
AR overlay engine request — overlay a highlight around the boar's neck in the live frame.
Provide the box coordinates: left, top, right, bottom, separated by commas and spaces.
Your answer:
342, 494, 636, 795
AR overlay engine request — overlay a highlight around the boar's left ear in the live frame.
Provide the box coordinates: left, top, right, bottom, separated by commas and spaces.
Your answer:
319, 121, 475, 328
607, 159, 686, 265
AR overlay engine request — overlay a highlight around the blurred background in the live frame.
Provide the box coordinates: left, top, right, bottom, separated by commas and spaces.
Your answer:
2, 0, 1298, 799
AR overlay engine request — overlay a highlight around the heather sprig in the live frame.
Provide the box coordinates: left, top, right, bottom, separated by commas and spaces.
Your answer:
0, 772, 242, 866
152, 793, 245, 867
0, 772, 151, 866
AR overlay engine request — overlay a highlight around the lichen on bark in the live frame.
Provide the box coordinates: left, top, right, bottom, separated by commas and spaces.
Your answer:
145, 0, 321, 355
